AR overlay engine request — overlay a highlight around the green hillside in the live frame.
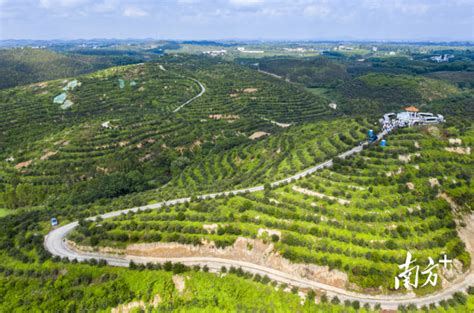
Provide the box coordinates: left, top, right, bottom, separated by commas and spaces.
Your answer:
70, 122, 473, 293
339, 73, 459, 104
255, 57, 350, 87
0, 56, 334, 209
0, 51, 473, 313
0, 48, 145, 89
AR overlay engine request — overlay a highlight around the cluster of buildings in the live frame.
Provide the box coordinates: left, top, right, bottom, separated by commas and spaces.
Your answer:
380, 106, 444, 132
203, 49, 227, 57
430, 54, 454, 63
237, 47, 264, 54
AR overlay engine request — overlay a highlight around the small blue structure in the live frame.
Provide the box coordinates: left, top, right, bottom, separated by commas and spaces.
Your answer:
368, 129, 378, 142
53, 92, 67, 104
380, 139, 387, 147
51, 217, 58, 227
118, 79, 125, 89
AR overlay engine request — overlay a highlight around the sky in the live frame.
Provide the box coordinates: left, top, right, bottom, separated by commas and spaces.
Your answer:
0, 0, 473, 41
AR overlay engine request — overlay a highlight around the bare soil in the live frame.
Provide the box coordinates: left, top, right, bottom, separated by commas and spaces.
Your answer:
292, 185, 350, 205
15, 160, 32, 170
209, 114, 240, 120
445, 147, 471, 155
249, 131, 270, 140
40, 151, 57, 161
126, 237, 349, 288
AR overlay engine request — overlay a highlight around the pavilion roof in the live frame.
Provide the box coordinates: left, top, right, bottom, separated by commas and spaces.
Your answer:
405, 106, 419, 112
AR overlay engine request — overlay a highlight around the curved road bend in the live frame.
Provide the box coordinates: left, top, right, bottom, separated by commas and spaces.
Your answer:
173, 78, 206, 113
45, 130, 474, 309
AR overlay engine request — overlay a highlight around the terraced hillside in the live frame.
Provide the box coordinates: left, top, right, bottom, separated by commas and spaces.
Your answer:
0, 48, 146, 89
0, 56, 334, 208
246, 56, 471, 117
255, 56, 350, 88
69, 122, 473, 294
172, 118, 370, 193
175, 60, 332, 123
338, 73, 460, 105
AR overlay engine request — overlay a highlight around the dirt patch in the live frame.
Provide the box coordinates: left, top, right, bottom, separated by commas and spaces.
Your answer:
111, 299, 146, 313
32, 82, 49, 89
429, 178, 440, 188
209, 114, 240, 121
445, 147, 471, 155
139, 154, 154, 162
15, 160, 32, 170
54, 139, 70, 146
292, 185, 350, 205
190, 140, 202, 151
448, 138, 462, 145
172, 275, 186, 294
40, 151, 57, 161
386, 167, 403, 177
203, 224, 218, 233
126, 237, 349, 288
439, 193, 460, 212
398, 153, 420, 163
249, 131, 270, 140
67, 240, 125, 255
111, 293, 161, 313
398, 155, 411, 163
243, 88, 258, 93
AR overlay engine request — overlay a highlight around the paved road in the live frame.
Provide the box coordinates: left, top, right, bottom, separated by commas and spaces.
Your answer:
173, 78, 206, 113
44, 130, 473, 309
257, 69, 283, 80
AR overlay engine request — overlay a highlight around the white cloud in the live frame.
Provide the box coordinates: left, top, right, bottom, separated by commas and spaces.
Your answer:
394, 2, 430, 15
229, 0, 264, 6
92, 0, 117, 13
39, 0, 89, 9
303, 4, 331, 17
362, 0, 432, 15
123, 6, 148, 17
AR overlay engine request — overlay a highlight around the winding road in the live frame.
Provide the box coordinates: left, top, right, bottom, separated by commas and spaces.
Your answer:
44, 129, 473, 309
173, 78, 206, 113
